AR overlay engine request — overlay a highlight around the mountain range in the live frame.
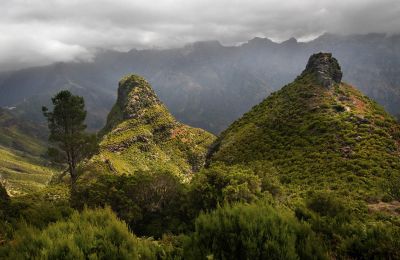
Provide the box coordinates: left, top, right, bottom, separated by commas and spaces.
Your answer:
1, 33, 400, 134
1, 51, 400, 259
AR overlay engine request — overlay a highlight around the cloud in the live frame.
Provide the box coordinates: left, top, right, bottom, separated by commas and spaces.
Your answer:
1, 0, 400, 70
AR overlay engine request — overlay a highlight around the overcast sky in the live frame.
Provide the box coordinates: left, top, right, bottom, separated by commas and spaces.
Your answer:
1, 0, 400, 70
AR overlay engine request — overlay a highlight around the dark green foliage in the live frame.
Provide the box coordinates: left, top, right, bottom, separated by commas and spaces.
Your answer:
42, 90, 99, 190
0, 183, 11, 243
8, 185, 73, 229
0, 183, 9, 209
186, 202, 327, 260
1, 207, 170, 260
295, 192, 400, 259
189, 163, 280, 213
74, 171, 187, 238
383, 173, 400, 201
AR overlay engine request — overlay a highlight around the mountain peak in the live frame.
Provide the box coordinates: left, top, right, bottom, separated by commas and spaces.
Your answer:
85, 74, 216, 179
300, 52, 342, 88
117, 74, 161, 120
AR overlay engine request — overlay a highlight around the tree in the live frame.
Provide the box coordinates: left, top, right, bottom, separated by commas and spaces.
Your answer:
42, 90, 98, 192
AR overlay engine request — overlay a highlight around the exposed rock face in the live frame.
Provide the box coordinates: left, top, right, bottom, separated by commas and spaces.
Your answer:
101, 75, 162, 135
117, 75, 161, 120
301, 52, 342, 88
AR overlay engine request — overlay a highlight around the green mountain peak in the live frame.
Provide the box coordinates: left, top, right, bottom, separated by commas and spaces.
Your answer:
82, 74, 216, 180
208, 53, 400, 200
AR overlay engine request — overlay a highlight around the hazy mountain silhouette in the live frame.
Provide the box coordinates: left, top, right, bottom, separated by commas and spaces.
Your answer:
0, 33, 399, 133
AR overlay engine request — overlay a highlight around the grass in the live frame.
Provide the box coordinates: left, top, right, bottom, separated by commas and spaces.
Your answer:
0, 146, 53, 196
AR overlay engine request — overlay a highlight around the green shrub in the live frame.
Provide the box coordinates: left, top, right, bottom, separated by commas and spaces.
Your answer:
0, 183, 10, 216
189, 164, 267, 213
2, 207, 168, 259
186, 202, 327, 260
383, 173, 400, 201
73, 171, 187, 237
296, 191, 400, 259
8, 185, 73, 229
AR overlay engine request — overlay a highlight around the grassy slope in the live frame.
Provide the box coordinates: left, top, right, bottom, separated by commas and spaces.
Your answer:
209, 73, 400, 201
80, 75, 216, 181
0, 108, 53, 196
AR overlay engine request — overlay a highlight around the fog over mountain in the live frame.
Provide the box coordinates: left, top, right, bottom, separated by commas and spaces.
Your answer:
1, 33, 400, 133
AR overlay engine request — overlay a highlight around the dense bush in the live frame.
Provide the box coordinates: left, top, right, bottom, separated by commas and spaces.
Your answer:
186, 201, 327, 260
8, 185, 73, 229
383, 173, 400, 201
1, 207, 170, 259
0, 183, 11, 244
73, 171, 188, 237
295, 191, 400, 259
0, 183, 9, 215
189, 163, 276, 214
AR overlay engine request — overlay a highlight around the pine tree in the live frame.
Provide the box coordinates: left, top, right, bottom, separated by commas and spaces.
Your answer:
42, 90, 98, 192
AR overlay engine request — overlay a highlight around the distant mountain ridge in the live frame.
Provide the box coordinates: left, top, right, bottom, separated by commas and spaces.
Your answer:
0, 33, 400, 133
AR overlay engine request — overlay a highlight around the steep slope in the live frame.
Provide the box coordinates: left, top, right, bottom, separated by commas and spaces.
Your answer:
208, 53, 400, 200
0, 108, 53, 196
1, 33, 400, 134
82, 75, 215, 180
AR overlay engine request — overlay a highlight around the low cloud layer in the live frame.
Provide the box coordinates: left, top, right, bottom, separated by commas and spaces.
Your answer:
1, 0, 400, 70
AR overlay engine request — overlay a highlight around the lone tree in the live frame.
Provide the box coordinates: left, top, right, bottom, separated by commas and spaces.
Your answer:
42, 90, 98, 191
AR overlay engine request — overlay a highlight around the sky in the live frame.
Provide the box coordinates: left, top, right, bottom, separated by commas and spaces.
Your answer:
1, 0, 400, 70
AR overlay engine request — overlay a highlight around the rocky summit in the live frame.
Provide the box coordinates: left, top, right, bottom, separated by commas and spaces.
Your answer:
300, 52, 342, 88
82, 74, 216, 180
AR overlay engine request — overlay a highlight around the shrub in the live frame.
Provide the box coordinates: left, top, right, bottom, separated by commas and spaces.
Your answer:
189, 164, 265, 213
296, 191, 400, 259
73, 171, 187, 237
8, 185, 73, 229
2, 207, 168, 259
383, 173, 400, 201
0, 183, 9, 207
185, 202, 327, 260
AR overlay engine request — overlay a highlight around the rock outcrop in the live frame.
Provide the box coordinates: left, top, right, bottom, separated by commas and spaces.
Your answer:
300, 52, 342, 88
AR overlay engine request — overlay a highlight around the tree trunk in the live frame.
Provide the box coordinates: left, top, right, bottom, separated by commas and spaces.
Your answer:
69, 165, 77, 196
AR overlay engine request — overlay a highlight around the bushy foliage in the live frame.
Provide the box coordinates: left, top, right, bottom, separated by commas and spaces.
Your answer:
1, 207, 169, 259
74, 171, 188, 237
0, 183, 11, 243
186, 201, 327, 260
295, 191, 400, 259
7, 185, 73, 230
0, 183, 9, 209
189, 163, 278, 213
383, 173, 400, 201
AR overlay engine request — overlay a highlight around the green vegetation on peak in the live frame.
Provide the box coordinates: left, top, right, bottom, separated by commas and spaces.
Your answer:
82, 74, 215, 180
208, 53, 400, 202
101, 75, 161, 135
